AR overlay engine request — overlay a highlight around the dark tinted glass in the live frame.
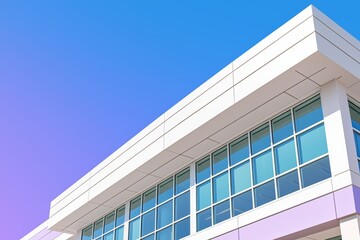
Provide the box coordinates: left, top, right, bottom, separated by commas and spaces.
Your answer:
254, 180, 275, 207
301, 157, 331, 187
230, 135, 249, 165
232, 190, 253, 216
277, 170, 299, 197
294, 95, 323, 132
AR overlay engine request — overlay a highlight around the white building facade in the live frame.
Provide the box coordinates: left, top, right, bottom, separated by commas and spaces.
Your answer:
23, 5, 360, 240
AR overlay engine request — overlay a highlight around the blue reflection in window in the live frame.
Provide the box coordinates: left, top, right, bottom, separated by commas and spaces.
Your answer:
197, 208, 212, 231
129, 218, 140, 240
197, 181, 211, 210
158, 178, 173, 204
294, 95, 323, 132
253, 150, 273, 184
174, 218, 190, 240
354, 132, 360, 158
301, 157, 331, 187
130, 197, 141, 219
231, 161, 251, 194
93, 218, 103, 239
212, 146, 228, 175
251, 123, 271, 154
272, 110, 293, 143
254, 180, 275, 207
175, 191, 190, 220
141, 210, 155, 236
156, 226, 172, 240
297, 124, 328, 164
116, 207, 125, 227
115, 227, 124, 240
81, 225, 92, 240
214, 200, 230, 224
176, 168, 190, 194
275, 139, 297, 174
196, 157, 210, 183
350, 101, 360, 131
142, 234, 154, 240
103, 232, 114, 240
213, 172, 229, 203
104, 212, 115, 233
230, 135, 249, 165
157, 200, 173, 229
143, 188, 156, 212
232, 190, 253, 216
277, 170, 299, 197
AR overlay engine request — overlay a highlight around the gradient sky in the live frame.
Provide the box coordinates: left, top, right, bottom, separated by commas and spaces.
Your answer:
1, 1, 359, 239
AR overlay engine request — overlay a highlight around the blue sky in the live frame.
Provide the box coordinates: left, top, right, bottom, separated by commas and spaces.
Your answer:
0, 1, 359, 239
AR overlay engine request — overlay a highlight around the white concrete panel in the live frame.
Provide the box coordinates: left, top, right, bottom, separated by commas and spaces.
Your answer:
331, 171, 354, 191
70, 205, 112, 230
102, 189, 136, 208
340, 215, 360, 240
152, 154, 193, 178
286, 79, 319, 99
183, 138, 219, 159
53, 233, 73, 240
127, 173, 160, 193
348, 83, 360, 102
136, 150, 178, 174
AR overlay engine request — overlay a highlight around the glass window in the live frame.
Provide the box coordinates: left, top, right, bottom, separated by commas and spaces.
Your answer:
350, 101, 360, 131
274, 139, 297, 174
354, 132, 360, 158
115, 227, 124, 240
230, 135, 249, 165
130, 196, 141, 219
157, 200, 173, 229
82, 225, 92, 240
174, 218, 190, 240
213, 200, 230, 224
196, 156, 210, 183
93, 218, 104, 239
116, 207, 125, 226
254, 180, 275, 207
294, 95, 323, 132
213, 172, 229, 203
197, 208, 212, 231
158, 178, 173, 204
297, 124, 328, 164
175, 191, 190, 220
252, 150, 273, 184
272, 110, 293, 143
232, 190, 253, 216
231, 160, 251, 194
277, 170, 299, 197
142, 234, 154, 240
142, 210, 155, 236
143, 187, 156, 212
251, 123, 271, 154
104, 212, 115, 233
212, 146, 228, 175
156, 226, 172, 240
103, 232, 114, 240
176, 168, 190, 194
301, 156, 331, 188
196, 180, 211, 210
129, 218, 140, 240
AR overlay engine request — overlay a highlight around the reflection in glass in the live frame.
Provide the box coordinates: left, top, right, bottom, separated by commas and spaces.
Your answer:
81, 225, 92, 240
252, 150, 273, 184
213, 172, 229, 203
350, 101, 360, 130
157, 200, 173, 229
197, 208, 212, 231
254, 180, 275, 207
142, 210, 155, 236
93, 218, 103, 239
176, 168, 190, 194
143, 187, 156, 212
251, 123, 271, 154
294, 95, 323, 132
175, 191, 190, 220
115, 227, 124, 240
197, 181, 211, 210
129, 218, 140, 240
116, 207, 125, 226
174, 218, 190, 240
277, 170, 299, 197
196, 157, 210, 183
156, 226, 172, 240
272, 110, 293, 143
158, 178, 173, 204
275, 139, 297, 174
104, 212, 115, 233
130, 196, 141, 219
213, 200, 230, 224
231, 161, 251, 194
230, 135, 249, 165
301, 157, 331, 187
232, 190, 253, 216
212, 146, 228, 175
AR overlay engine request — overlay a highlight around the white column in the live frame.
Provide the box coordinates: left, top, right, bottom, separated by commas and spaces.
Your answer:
320, 79, 358, 190
189, 162, 197, 235
123, 201, 130, 240
340, 214, 360, 239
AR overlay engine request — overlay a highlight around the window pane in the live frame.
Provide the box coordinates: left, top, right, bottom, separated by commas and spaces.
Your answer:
156, 226, 172, 240
212, 146, 228, 175
174, 218, 190, 240
104, 212, 115, 233
82, 225, 92, 240
103, 232, 114, 240
157, 200, 173, 229
196, 181, 211, 210
213, 200, 230, 224
175, 191, 190, 220
350, 101, 360, 131
294, 95, 323, 132
94, 218, 104, 238
251, 123, 271, 154
142, 210, 155, 236
158, 178, 173, 204
197, 208, 212, 231
115, 227, 124, 240
143, 187, 156, 212
116, 207, 125, 226
130, 196, 141, 219
129, 218, 140, 240
254, 180, 275, 207
354, 132, 360, 158
142, 234, 154, 240
274, 139, 297, 174
196, 157, 210, 183
213, 172, 229, 203
252, 150, 273, 184
297, 124, 328, 164
231, 160, 251, 194
301, 156, 331, 188
230, 135, 249, 165
272, 110, 293, 143
232, 190, 253, 216
277, 170, 299, 197
176, 168, 190, 194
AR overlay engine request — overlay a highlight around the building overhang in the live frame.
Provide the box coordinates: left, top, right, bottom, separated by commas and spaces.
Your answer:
47, 5, 360, 234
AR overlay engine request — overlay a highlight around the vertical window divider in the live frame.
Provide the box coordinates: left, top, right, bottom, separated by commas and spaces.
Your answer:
189, 162, 197, 235
248, 132, 255, 210
292, 108, 303, 189
227, 144, 232, 218
269, 119, 278, 199
123, 201, 130, 240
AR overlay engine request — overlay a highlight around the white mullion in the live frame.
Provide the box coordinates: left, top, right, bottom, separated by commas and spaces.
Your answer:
189, 162, 197, 235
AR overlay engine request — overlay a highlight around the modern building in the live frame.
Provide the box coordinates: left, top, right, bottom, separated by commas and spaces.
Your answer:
23, 5, 360, 240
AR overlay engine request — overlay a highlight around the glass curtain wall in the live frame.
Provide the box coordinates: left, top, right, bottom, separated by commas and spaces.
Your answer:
349, 100, 360, 170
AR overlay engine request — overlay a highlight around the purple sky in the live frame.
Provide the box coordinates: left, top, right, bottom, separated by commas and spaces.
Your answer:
0, 1, 359, 240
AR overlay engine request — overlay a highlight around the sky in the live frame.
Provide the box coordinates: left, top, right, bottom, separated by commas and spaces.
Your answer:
0, 1, 359, 239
